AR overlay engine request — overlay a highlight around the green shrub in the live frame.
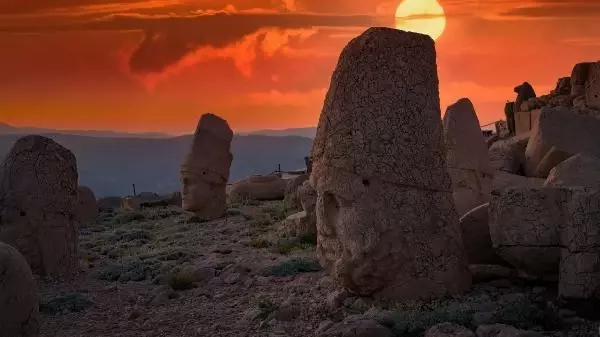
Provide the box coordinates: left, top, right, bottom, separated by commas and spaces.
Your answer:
166, 270, 197, 291
98, 258, 164, 283
257, 298, 279, 320
249, 238, 271, 249
261, 258, 322, 277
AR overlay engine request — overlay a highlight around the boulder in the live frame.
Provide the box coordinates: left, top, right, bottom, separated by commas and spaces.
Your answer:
558, 188, 600, 299
489, 188, 568, 277
544, 153, 600, 188
280, 211, 315, 237
0, 135, 79, 278
121, 196, 141, 211
571, 62, 594, 96
469, 264, 515, 283
228, 174, 287, 202
488, 133, 530, 174
181, 113, 233, 220
459, 203, 502, 265
0, 242, 39, 336
524, 106, 600, 178
298, 180, 317, 214
585, 62, 600, 110
76, 186, 98, 227
476, 324, 542, 337
554, 77, 571, 95
443, 98, 493, 216
310, 27, 470, 299
283, 174, 309, 211
491, 171, 544, 192
514, 82, 536, 113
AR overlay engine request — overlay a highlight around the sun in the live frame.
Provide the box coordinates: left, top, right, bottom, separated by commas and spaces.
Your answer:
395, 0, 447, 41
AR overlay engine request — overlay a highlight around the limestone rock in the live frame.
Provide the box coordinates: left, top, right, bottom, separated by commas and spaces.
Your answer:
283, 174, 309, 211
459, 203, 502, 265
0, 242, 39, 336
310, 27, 470, 300
121, 196, 141, 211
76, 186, 98, 227
316, 318, 393, 337
524, 106, 600, 178
181, 113, 233, 220
443, 98, 493, 216
298, 180, 316, 214
571, 62, 594, 97
544, 153, 600, 188
425, 323, 475, 337
280, 211, 315, 237
228, 174, 287, 202
0, 135, 79, 278
585, 62, 600, 110
492, 171, 544, 192
488, 134, 530, 174
558, 188, 600, 299
489, 188, 567, 277
514, 82, 536, 112
554, 77, 571, 95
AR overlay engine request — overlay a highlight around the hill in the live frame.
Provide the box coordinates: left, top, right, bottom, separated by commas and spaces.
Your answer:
0, 133, 312, 197
239, 127, 317, 139
0, 122, 171, 138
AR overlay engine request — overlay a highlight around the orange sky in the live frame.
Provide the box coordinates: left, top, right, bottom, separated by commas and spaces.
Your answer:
1, 0, 600, 134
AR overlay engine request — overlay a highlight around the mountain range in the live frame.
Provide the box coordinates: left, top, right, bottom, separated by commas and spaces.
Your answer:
0, 124, 313, 197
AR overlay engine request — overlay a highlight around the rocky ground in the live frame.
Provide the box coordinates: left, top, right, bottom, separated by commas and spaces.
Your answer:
38, 202, 600, 337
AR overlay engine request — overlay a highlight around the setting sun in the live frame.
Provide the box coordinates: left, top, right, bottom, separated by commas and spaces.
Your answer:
395, 0, 447, 41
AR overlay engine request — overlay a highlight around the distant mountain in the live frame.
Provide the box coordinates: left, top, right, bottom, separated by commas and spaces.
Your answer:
0, 122, 171, 139
0, 133, 312, 197
240, 127, 317, 139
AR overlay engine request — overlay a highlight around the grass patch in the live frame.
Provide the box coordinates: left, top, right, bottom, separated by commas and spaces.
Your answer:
249, 238, 272, 249
40, 293, 92, 315
257, 298, 279, 320
113, 211, 145, 224
98, 258, 166, 283
297, 232, 317, 246
261, 258, 322, 277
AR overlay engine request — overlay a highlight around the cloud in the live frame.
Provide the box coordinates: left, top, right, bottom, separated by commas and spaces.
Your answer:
247, 88, 326, 106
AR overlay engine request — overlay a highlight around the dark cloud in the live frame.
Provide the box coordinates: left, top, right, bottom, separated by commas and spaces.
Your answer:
0, 0, 146, 15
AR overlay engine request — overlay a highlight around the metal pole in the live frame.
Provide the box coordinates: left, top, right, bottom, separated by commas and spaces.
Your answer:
133, 184, 136, 196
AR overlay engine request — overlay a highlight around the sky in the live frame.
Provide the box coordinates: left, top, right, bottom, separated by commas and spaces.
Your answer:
1, 0, 600, 134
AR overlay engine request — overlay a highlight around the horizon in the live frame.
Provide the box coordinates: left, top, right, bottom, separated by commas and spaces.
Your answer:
1, 1, 600, 133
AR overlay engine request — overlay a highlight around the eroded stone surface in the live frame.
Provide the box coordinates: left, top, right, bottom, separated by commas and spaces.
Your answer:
524, 106, 600, 178
489, 188, 567, 277
514, 82, 536, 113
571, 62, 594, 96
228, 174, 287, 203
488, 133, 530, 174
443, 98, 493, 216
0, 242, 39, 336
544, 153, 600, 188
0, 135, 79, 278
585, 62, 600, 110
492, 171, 544, 192
181, 113, 233, 220
425, 323, 475, 337
310, 27, 470, 299
283, 174, 309, 211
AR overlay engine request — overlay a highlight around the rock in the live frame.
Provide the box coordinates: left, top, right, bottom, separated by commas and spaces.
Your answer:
488, 134, 530, 174
0, 135, 79, 278
280, 211, 315, 237
177, 265, 215, 283
519, 98, 539, 112
167, 192, 182, 207
316, 318, 393, 337
585, 62, 600, 110
0, 242, 39, 336
443, 98, 493, 216
469, 264, 515, 283
425, 323, 475, 337
150, 286, 178, 306
315, 320, 335, 335
121, 196, 141, 211
554, 77, 571, 95
326, 289, 349, 309
310, 27, 470, 300
489, 187, 567, 276
459, 203, 502, 265
76, 186, 98, 227
544, 153, 600, 188
298, 180, 316, 214
284, 174, 309, 211
571, 62, 594, 97
514, 82, 536, 112
267, 298, 301, 322
476, 324, 542, 337
492, 171, 544, 192
558, 188, 600, 299
524, 106, 600, 178
180, 113, 233, 220
228, 174, 287, 202
548, 94, 573, 107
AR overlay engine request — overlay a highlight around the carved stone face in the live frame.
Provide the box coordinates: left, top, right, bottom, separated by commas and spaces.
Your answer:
181, 170, 214, 211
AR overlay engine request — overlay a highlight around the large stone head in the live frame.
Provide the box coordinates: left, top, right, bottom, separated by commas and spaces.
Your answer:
181, 113, 233, 212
